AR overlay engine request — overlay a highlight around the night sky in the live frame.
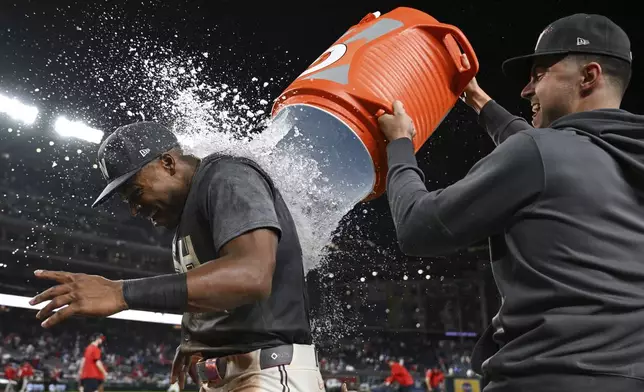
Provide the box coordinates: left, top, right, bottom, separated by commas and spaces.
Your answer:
0, 0, 640, 329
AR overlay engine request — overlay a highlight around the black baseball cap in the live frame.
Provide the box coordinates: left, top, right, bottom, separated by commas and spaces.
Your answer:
502, 14, 632, 82
92, 121, 179, 208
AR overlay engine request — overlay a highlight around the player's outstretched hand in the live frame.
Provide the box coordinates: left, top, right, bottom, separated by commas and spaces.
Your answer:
29, 270, 128, 328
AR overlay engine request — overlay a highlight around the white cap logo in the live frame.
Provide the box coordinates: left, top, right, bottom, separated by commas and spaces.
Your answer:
139, 148, 150, 157
576, 37, 590, 46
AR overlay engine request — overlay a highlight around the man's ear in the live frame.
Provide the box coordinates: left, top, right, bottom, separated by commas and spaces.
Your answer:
579, 61, 602, 96
160, 152, 177, 175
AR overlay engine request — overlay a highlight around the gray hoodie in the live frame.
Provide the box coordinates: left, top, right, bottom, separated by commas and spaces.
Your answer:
386, 100, 644, 391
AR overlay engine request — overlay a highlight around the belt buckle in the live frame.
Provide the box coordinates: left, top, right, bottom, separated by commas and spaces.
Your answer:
259, 345, 294, 369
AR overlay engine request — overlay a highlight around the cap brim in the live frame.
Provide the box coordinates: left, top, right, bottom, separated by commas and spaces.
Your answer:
502, 50, 572, 84
91, 167, 141, 208
501, 53, 540, 83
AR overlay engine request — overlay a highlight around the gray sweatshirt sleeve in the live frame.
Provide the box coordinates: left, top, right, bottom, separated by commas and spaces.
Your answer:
479, 100, 533, 145
385, 133, 544, 257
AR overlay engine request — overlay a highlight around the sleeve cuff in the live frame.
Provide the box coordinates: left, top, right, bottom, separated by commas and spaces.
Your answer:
478, 100, 506, 130
386, 137, 417, 168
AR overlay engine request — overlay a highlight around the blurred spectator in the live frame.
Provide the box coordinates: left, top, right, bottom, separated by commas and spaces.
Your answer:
425, 366, 445, 392
3, 362, 17, 392
18, 361, 34, 392
384, 360, 414, 392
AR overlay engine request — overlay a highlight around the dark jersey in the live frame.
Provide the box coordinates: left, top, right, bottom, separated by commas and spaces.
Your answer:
174, 154, 312, 356
387, 101, 644, 391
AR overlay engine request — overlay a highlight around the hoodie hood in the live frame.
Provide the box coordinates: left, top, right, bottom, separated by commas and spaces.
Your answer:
551, 109, 644, 183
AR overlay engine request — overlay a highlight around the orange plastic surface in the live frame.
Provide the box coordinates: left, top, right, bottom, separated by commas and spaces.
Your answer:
272, 7, 479, 200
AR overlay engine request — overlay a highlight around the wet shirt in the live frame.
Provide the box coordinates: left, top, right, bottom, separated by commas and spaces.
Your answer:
174, 154, 312, 356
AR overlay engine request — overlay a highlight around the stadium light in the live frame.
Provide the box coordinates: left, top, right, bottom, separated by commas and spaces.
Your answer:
54, 116, 104, 144
0, 94, 39, 125
0, 293, 181, 325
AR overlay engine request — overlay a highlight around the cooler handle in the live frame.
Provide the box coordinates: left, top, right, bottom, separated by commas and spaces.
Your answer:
363, 99, 391, 119
417, 23, 479, 93
355, 23, 479, 117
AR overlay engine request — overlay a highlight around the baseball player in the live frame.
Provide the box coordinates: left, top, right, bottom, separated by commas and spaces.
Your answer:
30, 122, 324, 392
378, 13, 643, 392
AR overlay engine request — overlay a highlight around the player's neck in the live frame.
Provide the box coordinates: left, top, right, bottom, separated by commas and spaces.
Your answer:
184, 157, 201, 186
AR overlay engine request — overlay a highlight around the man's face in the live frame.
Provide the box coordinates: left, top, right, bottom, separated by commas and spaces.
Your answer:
118, 153, 188, 229
520, 55, 581, 127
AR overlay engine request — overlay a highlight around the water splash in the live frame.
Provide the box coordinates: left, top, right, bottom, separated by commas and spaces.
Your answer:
6, 10, 370, 339
128, 53, 369, 340
85, 40, 362, 273
170, 85, 361, 272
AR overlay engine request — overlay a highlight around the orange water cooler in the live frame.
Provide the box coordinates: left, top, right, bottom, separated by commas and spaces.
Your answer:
271, 7, 478, 204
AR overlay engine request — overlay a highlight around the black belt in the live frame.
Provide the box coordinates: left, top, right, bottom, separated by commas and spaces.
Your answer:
195, 344, 295, 382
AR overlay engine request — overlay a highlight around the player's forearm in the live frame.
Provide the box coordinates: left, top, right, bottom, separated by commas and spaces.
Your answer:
96, 361, 107, 376
467, 88, 492, 115
78, 359, 85, 377
385, 139, 456, 256
185, 252, 274, 312
478, 100, 533, 146
121, 253, 274, 313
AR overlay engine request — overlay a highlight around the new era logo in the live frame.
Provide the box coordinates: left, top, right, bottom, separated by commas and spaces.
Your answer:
139, 148, 150, 157
577, 37, 590, 46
